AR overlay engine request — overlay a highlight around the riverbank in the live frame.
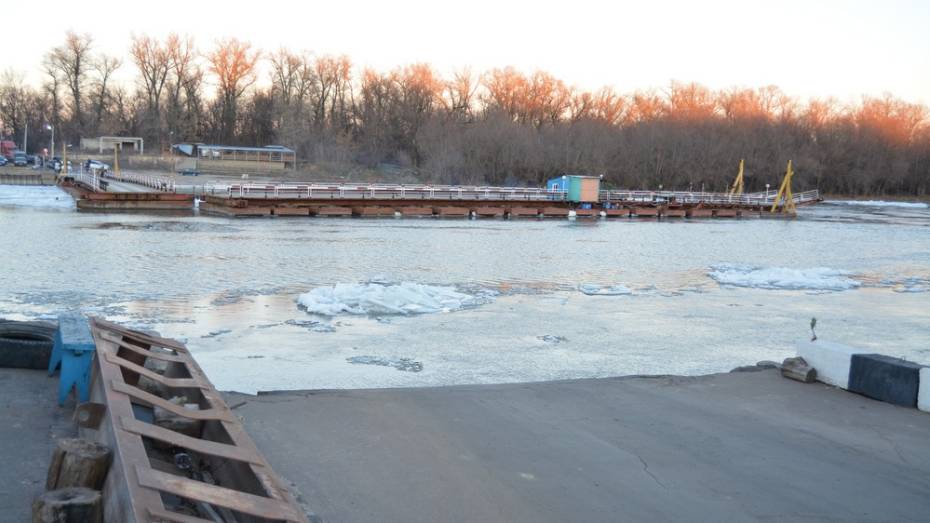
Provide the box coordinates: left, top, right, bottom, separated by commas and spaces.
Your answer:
0, 368, 76, 521
5, 356, 930, 521
225, 368, 930, 522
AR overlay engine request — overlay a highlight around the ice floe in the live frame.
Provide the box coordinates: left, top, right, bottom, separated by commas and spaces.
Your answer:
297, 282, 492, 316
346, 355, 423, 372
0, 186, 74, 209
579, 283, 633, 296
825, 200, 928, 209
891, 277, 930, 293
708, 264, 861, 291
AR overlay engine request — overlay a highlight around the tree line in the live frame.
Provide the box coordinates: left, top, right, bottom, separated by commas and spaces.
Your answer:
1, 31, 928, 195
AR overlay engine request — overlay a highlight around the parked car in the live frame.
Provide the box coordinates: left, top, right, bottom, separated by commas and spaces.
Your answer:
13, 151, 28, 167
85, 159, 110, 171
47, 157, 62, 171
0, 156, 7, 166
0, 140, 16, 160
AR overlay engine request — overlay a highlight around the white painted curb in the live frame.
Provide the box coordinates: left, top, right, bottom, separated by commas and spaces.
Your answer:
919, 368, 930, 413
796, 340, 867, 390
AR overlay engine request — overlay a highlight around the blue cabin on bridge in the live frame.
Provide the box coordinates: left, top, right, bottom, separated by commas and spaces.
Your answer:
547, 176, 569, 194
547, 174, 601, 203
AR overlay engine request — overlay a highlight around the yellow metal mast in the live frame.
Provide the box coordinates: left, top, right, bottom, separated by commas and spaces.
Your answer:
728, 159, 745, 197
114, 145, 121, 178
770, 160, 796, 214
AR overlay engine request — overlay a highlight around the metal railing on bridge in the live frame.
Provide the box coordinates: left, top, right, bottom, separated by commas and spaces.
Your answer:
213, 182, 819, 207
599, 189, 821, 207
72, 169, 102, 192
102, 171, 176, 192
221, 183, 569, 201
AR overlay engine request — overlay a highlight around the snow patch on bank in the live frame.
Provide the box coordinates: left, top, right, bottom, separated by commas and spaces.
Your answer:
709, 264, 861, 291
0, 185, 74, 209
297, 282, 493, 316
825, 200, 928, 209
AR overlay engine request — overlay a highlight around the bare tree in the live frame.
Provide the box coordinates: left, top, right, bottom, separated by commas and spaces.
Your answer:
45, 31, 94, 137
90, 55, 122, 133
129, 34, 170, 135
206, 37, 260, 142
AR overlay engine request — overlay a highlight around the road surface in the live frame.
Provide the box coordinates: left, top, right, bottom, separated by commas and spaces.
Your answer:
227, 369, 930, 522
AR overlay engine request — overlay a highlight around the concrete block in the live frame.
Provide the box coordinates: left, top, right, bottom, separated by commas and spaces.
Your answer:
796, 340, 867, 389
919, 368, 930, 413
848, 354, 922, 408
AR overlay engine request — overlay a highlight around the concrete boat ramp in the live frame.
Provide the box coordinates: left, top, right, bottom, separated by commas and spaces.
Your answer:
6, 344, 930, 521
226, 369, 930, 523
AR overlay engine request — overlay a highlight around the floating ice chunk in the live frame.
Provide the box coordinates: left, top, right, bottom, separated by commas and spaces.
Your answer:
825, 200, 928, 209
0, 186, 74, 209
297, 282, 491, 316
579, 283, 633, 296
892, 277, 930, 294
201, 329, 232, 339
346, 355, 423, 372
708, 264, 861, 291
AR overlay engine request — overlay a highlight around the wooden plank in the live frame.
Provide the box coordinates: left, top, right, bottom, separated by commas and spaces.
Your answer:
94, 319, 188, 351
88, 328, 166, 522
103, 352, 205, 389
119, 417, 263, 465
100, 335, 186, 363
135, 467, 305, 522
109, 381, 232, 422
91, 319, 308, 522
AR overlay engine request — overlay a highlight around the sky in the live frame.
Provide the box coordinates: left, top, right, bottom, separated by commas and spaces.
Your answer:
5, 0, 929, 104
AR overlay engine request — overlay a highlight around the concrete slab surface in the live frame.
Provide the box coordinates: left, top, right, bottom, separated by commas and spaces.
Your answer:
0, 368, 76, 521
226, 369, 930, 523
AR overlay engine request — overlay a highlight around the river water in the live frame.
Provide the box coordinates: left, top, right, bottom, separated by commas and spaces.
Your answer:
2, 186, 928, 393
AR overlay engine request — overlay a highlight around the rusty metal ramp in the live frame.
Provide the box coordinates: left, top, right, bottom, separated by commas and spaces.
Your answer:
81, 318, 309, 523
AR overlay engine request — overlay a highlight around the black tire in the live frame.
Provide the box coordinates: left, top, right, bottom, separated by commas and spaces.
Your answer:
0, 320, 57, 370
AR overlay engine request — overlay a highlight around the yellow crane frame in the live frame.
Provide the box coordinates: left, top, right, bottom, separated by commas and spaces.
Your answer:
770, 160, 796, 214
728, 159, 745, 197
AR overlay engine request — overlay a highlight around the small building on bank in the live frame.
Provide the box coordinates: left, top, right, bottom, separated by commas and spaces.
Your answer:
81, 136, 144, 154
172, 143, 296, 174
547, 174, 601, 203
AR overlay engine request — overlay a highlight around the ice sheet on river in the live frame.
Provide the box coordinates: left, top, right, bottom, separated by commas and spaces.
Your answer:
297, 282, 493, 316
0, 186, 73, 209
708, 264, 861, 291
825, 200, 929, 209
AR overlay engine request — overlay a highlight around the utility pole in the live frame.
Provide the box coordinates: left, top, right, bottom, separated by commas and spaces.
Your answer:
23, 123, 28, 155
46, 124, 54, 163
